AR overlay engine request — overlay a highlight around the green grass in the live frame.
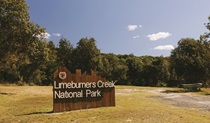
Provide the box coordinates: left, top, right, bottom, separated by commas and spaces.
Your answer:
0, 85, 210, 123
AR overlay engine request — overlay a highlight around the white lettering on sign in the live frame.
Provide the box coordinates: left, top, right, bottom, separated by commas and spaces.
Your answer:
55, 90, 83, 99
53, 80, 115, 99
86, 89, 101, 97
54, 81, 96, 89
97, 80, 115, 88
54, 80, 115, 89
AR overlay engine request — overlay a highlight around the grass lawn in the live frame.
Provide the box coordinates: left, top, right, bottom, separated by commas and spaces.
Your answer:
0, 85, 210, 123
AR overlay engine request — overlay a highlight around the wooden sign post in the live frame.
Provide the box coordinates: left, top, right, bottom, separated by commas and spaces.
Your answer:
53, 66, 115, 112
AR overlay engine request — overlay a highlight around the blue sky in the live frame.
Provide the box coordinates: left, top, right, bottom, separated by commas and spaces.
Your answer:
26, 0, 210, 56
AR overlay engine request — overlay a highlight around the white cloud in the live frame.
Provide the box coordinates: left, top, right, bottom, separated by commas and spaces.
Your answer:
37, 32, 51, 39
127, 25, 143, 31
139, 25, 143, 28
153, 45, 175, 50
147, 32, 172, 41
128, 25, 138, 31
44, 32, 51, 39
53, 33, 61, 37
133, 35, 140, 39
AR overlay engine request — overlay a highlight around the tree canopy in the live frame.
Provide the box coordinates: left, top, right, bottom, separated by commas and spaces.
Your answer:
0, 0, 45, 83
0, 1, 210, 87
170, 38, 210, 85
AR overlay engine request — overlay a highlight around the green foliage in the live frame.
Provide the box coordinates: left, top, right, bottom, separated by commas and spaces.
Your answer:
72, 38, 101, 73
170, 38, 210, 84
0, 1, 209, 87
99, 53, 128, 84
18, 40, 57, 85
200, 16, 210, 42
156, 81, 167, 87
124, 55, 169, 86
43, 41, 58, 85
125, 55, 143, 85
0, 0, 45, 83
56, 38, 73, 72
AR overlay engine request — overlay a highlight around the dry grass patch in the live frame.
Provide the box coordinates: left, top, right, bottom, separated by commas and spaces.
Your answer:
0, 85, 210, 123
199, 88, 210, 95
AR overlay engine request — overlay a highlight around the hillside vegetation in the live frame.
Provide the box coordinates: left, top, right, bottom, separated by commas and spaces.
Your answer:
0, 0, 210, 86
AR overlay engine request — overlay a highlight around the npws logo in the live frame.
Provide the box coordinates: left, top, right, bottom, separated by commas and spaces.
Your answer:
59, 72, 67, 80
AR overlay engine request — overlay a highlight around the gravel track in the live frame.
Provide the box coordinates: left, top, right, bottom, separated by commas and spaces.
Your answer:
145, 88, 210, 111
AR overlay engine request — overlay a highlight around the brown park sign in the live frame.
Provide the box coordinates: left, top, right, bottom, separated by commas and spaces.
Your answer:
53, 66, 115, 112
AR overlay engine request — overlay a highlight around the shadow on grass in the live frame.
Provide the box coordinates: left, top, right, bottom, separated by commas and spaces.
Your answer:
17, 111, 53, 116
161, 89, 201, 94
0, 92, 15, 95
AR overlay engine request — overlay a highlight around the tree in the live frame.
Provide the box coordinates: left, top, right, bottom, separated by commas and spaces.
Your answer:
125, 55, 143, 85
99, 53, 128, 84
140, 56, 167, 86
56, 38, 74, 72
170, 38, 210, 84
158, 57, 170, 86
199, 16, 210, 86
0, 0, 45, 82
43, 41, 58, 85
20, 40, 50, 85
72, 38, 101, 73
200, 16, 210, 43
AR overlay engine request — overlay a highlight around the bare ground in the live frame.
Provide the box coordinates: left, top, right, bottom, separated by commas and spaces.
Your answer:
144, 88, 210, 111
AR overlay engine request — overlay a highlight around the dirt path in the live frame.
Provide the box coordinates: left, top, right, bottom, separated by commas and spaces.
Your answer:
144, 88, 210, 111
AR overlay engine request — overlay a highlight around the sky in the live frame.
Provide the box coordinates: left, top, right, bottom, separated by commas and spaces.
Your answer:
26, 0, 210, 56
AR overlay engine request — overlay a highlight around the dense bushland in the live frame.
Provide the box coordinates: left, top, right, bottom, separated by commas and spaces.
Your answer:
0, 0, 210, 86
